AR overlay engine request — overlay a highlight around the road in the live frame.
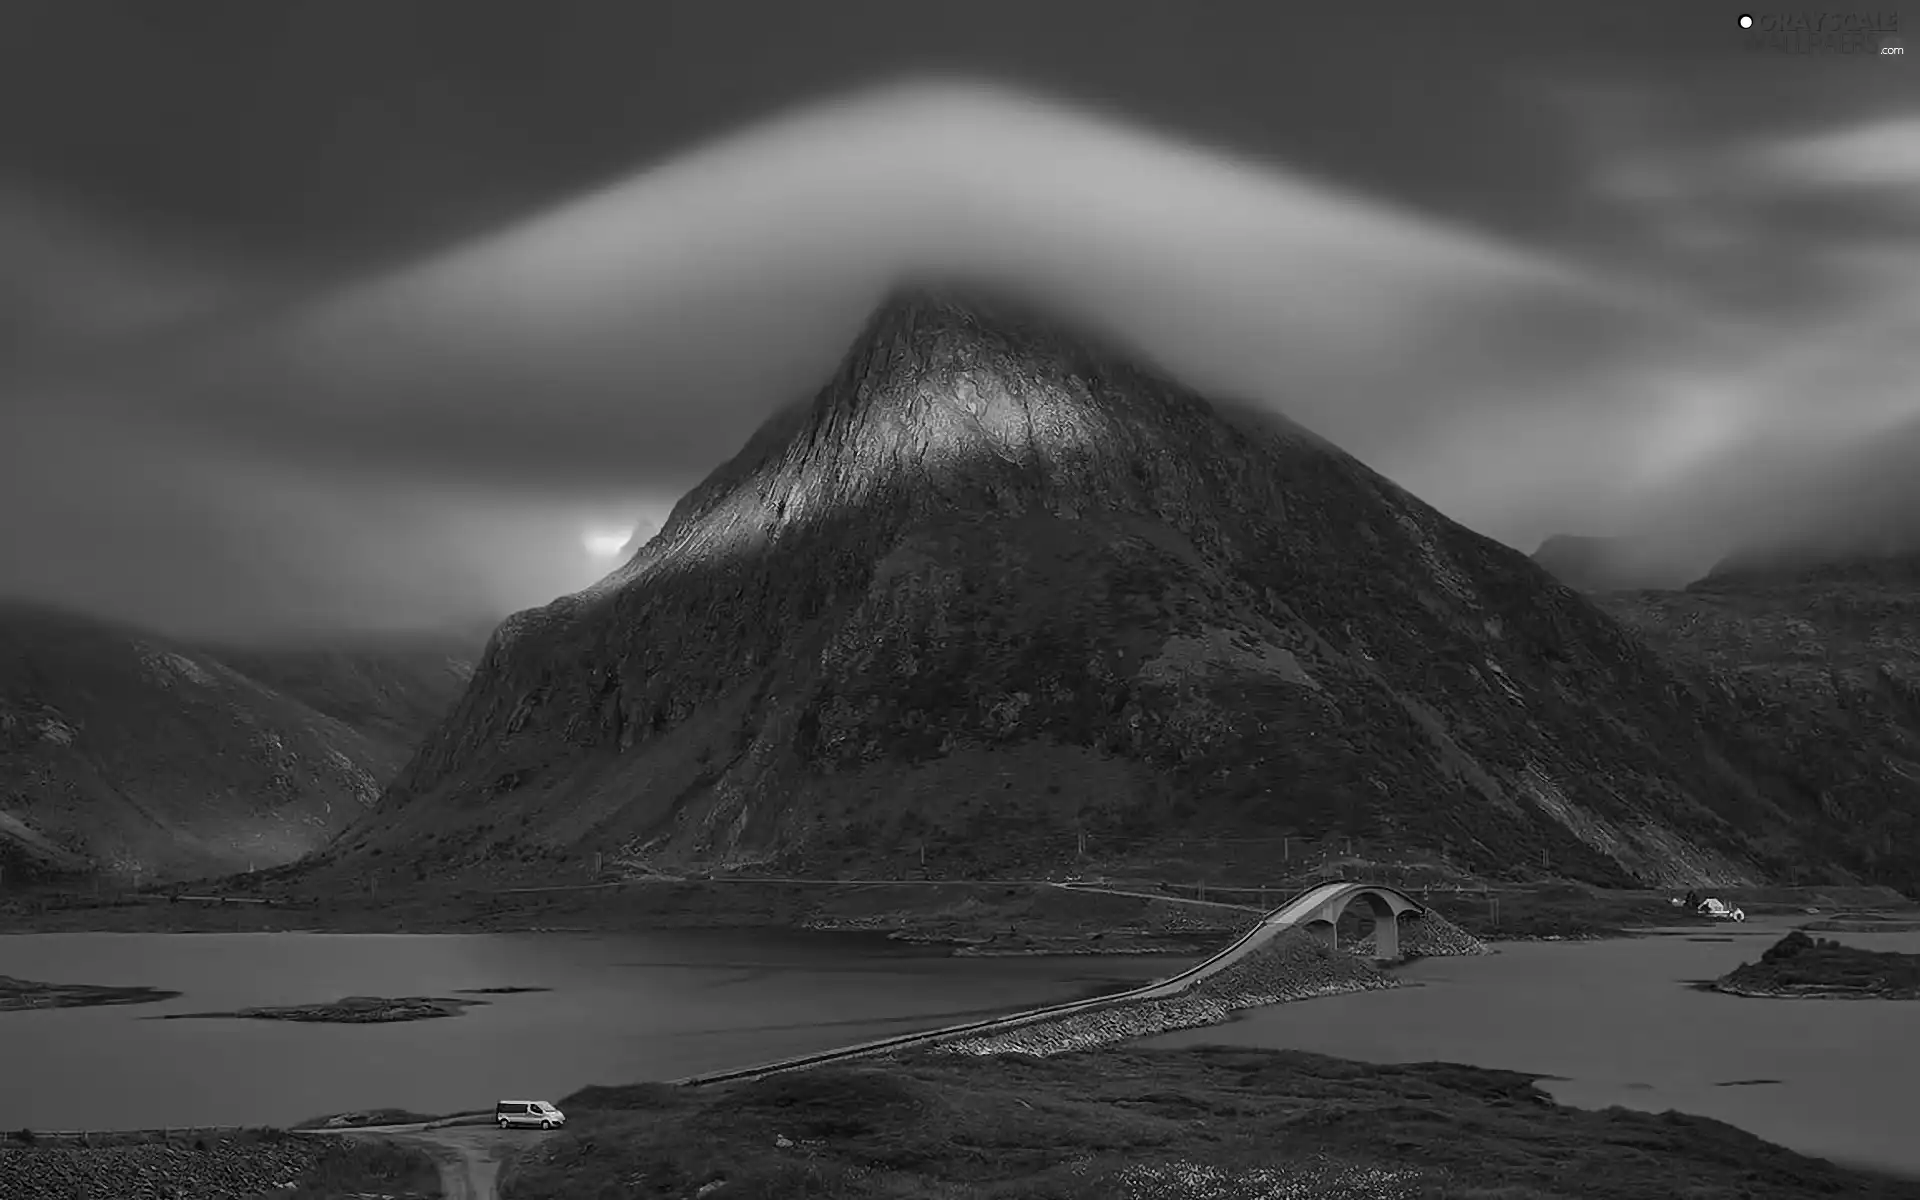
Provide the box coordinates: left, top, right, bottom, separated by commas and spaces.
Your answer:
296, 881, 1401, 1190
300, 1119, 556, 1200
677, 880, 1399, 1086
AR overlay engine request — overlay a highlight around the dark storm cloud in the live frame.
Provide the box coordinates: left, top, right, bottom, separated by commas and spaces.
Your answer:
0, 190, 234, 361
3, 1, 1917, 636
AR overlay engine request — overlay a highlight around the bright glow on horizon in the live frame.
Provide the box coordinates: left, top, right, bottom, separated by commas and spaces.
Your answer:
581, 529, 631, 558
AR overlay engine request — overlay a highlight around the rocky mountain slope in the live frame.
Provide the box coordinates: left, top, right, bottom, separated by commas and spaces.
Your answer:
0, 602, 477, 882
308, 284, 1916, 891
1600, 553, 1920, 891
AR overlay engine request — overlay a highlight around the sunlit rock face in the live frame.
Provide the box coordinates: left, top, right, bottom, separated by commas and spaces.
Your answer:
331, 284, 1914, 890
0, 603, 477, 882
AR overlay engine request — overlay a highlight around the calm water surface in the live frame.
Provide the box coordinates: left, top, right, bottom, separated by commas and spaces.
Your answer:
11, 917, 1919, 1177
0, 929, 1184, 1129
1146, 917, 1920, 1178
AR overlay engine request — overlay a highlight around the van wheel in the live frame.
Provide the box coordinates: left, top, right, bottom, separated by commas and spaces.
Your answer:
498, 1118, 510, 1129
540, 1119, 553, 1130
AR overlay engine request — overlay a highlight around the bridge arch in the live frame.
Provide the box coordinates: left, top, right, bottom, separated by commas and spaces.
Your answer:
1283, 882, 1425, 961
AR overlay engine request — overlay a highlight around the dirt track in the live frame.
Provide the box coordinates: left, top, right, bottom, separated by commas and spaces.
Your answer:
310, 1121, 557, 1200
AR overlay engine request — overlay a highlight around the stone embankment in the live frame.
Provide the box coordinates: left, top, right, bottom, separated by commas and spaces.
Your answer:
936, 912, 1488, 1058
0, 1136, 323, 1200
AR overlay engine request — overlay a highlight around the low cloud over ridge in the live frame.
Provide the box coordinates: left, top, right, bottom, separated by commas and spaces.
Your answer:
3, 79, 1917, 637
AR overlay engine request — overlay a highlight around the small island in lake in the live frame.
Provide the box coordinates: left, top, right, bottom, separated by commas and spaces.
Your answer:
1702, 930, 1920, 999
161, 994, 487, 1023
0, 973, 181, 1011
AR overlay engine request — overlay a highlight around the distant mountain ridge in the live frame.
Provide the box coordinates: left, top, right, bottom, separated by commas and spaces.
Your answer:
1530, 534, 1701, 593
304, 283, 1917, 892
1697, 547, 1920, 592
0, 601, 481, 882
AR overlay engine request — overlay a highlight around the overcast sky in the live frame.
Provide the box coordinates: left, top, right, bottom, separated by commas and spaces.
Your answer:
3, 0, 1917, 640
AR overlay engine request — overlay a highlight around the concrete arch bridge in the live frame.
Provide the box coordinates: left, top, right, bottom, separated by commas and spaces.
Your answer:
1274, 880, 1426, 961
678, 880, 1433, 1088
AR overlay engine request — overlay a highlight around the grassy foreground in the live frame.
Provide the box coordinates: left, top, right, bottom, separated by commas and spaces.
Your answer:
263, 1139, 442, 1200
501, 1045, 1920, 1199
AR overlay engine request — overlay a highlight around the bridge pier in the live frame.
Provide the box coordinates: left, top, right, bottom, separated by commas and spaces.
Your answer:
1372, 907, 1400, 961
1289, 884, 1417, 962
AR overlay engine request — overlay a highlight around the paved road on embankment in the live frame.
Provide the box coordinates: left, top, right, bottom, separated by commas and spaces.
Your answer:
295, 882, 1387, 1193
677, 880, 1379, 1087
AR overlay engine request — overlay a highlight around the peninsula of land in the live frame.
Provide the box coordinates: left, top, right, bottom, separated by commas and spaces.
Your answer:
1705, 930, 1920, 999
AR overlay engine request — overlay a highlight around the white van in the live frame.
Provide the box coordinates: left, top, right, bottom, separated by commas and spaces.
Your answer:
1697, 898, 1747, 922
495, 1100, 566, 1130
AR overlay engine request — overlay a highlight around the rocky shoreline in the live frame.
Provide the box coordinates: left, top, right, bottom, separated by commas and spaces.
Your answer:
1708, 981, 1917, 1000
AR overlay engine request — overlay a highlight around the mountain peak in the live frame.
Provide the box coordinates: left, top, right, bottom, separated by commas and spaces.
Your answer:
860, 275, 1079, 337
590, 276, 1243, 595
301, 272, 1917, 894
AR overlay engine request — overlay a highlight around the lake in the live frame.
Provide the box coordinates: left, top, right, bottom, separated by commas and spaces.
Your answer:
0, 929, 1182, 1130
8, 917, 1918, 1178
1146, 916, 1920, 1178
